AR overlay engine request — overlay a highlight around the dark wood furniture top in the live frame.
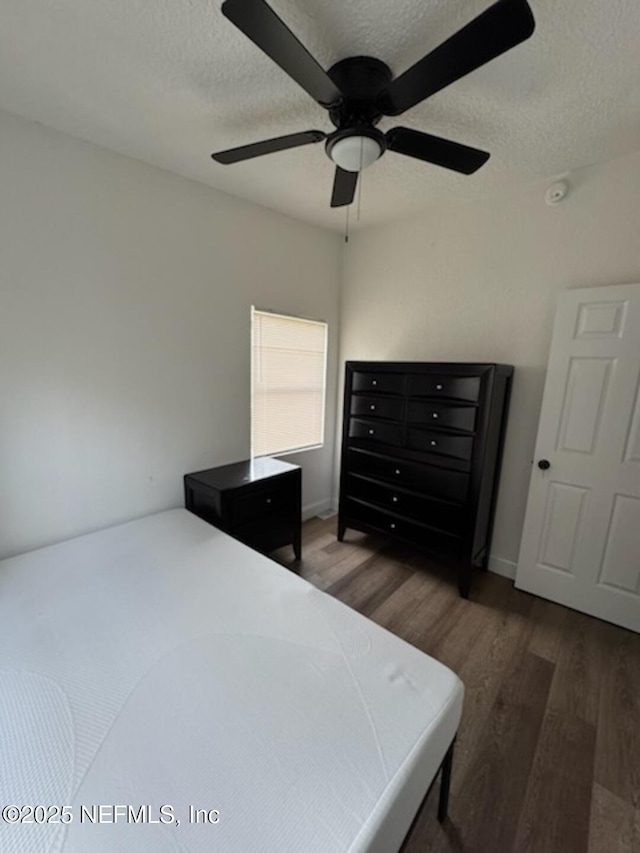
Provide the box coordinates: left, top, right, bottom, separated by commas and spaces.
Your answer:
184, 457, 301, 559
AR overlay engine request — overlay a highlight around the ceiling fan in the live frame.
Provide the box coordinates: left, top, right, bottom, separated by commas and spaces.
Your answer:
211, 0, 536, 207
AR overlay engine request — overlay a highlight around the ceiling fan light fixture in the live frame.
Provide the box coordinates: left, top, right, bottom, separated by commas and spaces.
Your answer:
328, 134, 382, 172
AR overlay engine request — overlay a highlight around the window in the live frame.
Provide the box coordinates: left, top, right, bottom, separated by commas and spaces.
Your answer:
251, 307, 328, 458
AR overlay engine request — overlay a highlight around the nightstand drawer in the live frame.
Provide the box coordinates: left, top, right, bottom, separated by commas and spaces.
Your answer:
350, 395, 403, 421
231, 480, 295, 525
408, 374, 481, 402
352, 371, 405, 395
235, 517, 297, 554
349, 418, 403, 447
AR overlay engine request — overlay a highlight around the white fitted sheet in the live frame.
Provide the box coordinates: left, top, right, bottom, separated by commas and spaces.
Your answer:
0, 509, 463, 853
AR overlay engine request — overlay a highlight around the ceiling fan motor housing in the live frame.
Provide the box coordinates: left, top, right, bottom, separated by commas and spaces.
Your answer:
324, 57, 391, 171
326, 56, 393, 128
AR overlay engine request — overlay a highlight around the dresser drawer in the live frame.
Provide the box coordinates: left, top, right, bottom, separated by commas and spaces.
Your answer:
406, 400, 476, 432
406, 428, 474, 462
345, 499, 462, 557
347, 450, 469, 503
408, 374, 481, 402
350, 394, 403, 421
230, 479, 296, 525
349, 418, 403, 447
346, 475, 464, 534
352, 371, 405, 395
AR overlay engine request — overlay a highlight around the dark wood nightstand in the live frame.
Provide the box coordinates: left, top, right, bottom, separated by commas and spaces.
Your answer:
184, 457, 302, 559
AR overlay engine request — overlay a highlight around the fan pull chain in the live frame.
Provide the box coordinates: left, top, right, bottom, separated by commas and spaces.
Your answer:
356, 137, 364, 222
344, 204, 350, 243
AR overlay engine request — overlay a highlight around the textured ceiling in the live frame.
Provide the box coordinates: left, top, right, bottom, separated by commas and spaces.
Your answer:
1, 0, 639, 231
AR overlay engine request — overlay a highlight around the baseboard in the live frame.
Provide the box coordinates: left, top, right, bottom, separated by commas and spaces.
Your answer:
488, 555, 517, 580
302, 498, 336, 521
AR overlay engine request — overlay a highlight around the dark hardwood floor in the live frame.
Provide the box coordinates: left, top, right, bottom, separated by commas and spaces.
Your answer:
273, 516, 640, 853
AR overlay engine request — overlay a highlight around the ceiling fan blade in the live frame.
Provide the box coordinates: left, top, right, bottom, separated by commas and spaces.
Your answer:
386, 127, 490, 174
331, 167, 358, 207
221, 0, 342, 108
381, 0, 535, 116
212, 130, 325, 164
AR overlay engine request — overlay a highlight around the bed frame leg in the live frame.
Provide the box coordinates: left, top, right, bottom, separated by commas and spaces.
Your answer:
437, 738, 455, 823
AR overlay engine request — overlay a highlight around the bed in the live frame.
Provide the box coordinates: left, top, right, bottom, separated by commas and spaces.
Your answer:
0, 508, 463, 853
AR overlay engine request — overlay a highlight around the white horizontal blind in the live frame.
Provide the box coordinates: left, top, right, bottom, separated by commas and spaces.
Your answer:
251, 308, 328, 458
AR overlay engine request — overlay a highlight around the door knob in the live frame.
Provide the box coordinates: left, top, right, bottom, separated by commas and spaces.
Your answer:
537, 459, 550, 470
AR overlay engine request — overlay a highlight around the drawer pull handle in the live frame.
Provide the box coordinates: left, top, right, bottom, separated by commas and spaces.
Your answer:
266, 498, 272, 504
390, 523, 396, 530
368, 429, 375, 435
432, 413, 439, 419
392, 496, 398, 503
370, 404, 376, 411
372, 380, 377, 386
430, 440, 437, 447
436, 383, 443, 390
395, 468, 401, 475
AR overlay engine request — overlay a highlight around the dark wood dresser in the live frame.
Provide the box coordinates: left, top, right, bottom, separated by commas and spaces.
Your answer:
184, 457, 301, 559
338, 362, 513, 597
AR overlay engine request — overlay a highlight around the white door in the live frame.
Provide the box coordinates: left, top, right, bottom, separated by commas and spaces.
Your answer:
516, 283, 640, 633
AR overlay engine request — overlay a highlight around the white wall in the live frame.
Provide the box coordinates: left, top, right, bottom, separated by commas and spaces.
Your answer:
4, 106, 639, 574
0, 111, 342, 560
340, 151, 640, 576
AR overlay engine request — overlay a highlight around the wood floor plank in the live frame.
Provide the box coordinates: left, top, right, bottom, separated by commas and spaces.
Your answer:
546, 610, 604, 725
299, 514, 331, 537
594, 623, 640, 808
325, 551, 414, 618
309, 542, 385, 590
588, 783, 640, 853
299, 530, 338, 555
368, 569, 443, 638
527, 597, 572, 663
406, 652, 554, 853
370, 566, 468, 662
437, 581, 535, 794
299, 516, 337, 547
455, 651, 554, 853
298, 535, 381, 586
513, 706, 596, 853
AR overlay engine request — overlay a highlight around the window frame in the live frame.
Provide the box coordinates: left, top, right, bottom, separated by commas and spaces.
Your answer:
250, 306, 329, 459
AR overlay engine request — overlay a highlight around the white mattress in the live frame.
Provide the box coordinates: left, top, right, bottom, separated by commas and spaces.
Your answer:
0, 509, 463, 853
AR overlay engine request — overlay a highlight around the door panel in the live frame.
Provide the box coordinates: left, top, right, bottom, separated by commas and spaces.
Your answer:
537, 483, 588, 574
574, 300, 628, 338
623, 378, 640, 463
556, 358, 613, 453
516, 284, 640, 632
598, 494, 640, 594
